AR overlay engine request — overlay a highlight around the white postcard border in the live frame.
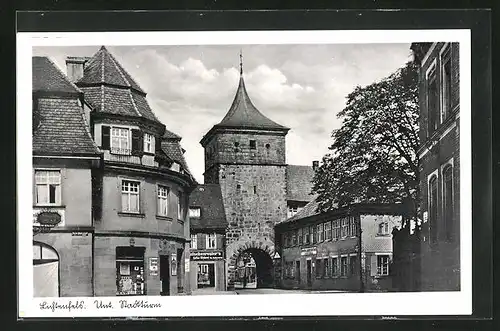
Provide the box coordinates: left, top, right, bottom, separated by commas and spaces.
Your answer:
17, 29, 472, 318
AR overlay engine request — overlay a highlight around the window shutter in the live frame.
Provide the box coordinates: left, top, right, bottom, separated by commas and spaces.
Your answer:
101, 126, 110, 149
155, 136, 162, 152
131, 129, 143, 156
370, 255, 378, 276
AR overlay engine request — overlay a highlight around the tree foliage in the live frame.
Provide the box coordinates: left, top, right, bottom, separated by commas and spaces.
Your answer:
313, 61, 420, 215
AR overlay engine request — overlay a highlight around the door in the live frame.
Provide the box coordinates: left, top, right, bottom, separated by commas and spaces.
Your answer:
306, 260, 312, 287
208, 263, 215, 287
295, 261, 301, 284
160, 255, 170, 296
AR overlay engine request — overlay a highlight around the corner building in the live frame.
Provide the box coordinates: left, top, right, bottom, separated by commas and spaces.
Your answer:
68, 47, 197, 296
200, 63, 295, 289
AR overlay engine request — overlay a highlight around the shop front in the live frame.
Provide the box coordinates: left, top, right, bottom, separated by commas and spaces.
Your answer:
189, 250, 225, 292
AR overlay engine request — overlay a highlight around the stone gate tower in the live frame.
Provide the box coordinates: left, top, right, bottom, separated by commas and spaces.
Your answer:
200, 55, 289, 288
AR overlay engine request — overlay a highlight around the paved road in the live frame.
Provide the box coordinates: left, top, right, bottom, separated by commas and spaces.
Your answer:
234, 288, 347, 295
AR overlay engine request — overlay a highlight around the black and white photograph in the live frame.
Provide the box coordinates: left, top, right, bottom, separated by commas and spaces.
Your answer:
17, 27, 473, 318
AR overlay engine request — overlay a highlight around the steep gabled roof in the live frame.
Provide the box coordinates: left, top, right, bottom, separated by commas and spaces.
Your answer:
189, 184, 227, 230
284, 198, 321, 224
160, 138, 191, 175
32, 57, 100, 156
32, 56, 82, 94
286, 165, 316, 202
76, 46, 160, 123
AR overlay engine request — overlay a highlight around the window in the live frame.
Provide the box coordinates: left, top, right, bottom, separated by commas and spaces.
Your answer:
427, 66, 439, 135
35, 170, 61, 205
298, 228, 303, 245
324, 221, 331, 240
443, 165, 454, 241
288, 205, 299, 218
332, 220, 340, 240
441, 46, 452, 121
206, 233, 217, 249
177, 191, 184, 221
303, 227, 310, 245
429, 175, 438, 243
253, 186, 257, 194
157, 185, 169, 216
377, 255, 390, 276
349, 217, 357, 237
378, 222, 390, 235
311, 225, 316, 244
323, 258, 329, 278
292, 230, 297, 246
191, 234, 198, 249
265, 143, 270, 149
350, 256, 357, 276
189, 207, 201, 219
340, 256, 348, 277
121, 180, 140, 213
143, 133, 154, 153
236, 184, 241, 193
249, 140, 256, 149
111, 127, 131, 155
331, 257, 338, 277
317, 223, 324, 242
341, 218, 349, 238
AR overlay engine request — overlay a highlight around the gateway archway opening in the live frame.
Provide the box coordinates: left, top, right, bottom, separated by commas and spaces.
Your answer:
33, 242, 59, 297
234, 248, 273, 289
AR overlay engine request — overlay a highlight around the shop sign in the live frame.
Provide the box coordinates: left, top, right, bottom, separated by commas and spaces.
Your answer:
190, 250, 223, 261
149, 257, 158, 276
300, 247, 317, 256
171, 254, 177, 276
185, 258, 190, 272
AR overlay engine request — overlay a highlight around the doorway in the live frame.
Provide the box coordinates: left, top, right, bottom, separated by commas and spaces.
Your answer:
306, 260, 312, 287
295, 260, 301, 284
197, 263, 215, 288
33, 242, 59, 297
160, 255, 170, 296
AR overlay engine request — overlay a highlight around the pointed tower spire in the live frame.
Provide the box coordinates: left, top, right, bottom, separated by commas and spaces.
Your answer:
239, 49, 243, 75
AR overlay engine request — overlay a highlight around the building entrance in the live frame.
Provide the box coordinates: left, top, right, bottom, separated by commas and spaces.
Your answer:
197, 263, 215, 288
160, 255, 170, 295
234, 248, 273, 289
33, 242, 59, 297
306, 260, 312, 287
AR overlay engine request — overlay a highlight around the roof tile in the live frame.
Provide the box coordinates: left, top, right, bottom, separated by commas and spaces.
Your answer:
32, 57, 81, 94
189, 184, 227, 230
286, 165, 316, 202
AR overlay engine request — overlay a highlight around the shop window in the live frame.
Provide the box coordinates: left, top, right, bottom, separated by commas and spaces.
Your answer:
377, 255, 390, 276
121, 180, 140, 213
116, 246, 145, 296
206, 233, 217, 249
35, 170, 61, 205
443, 164, 454, 241
191, 234, 198, 249
157, 185, 169, 216
340, 256, 348, 277
33, 242, 59, 297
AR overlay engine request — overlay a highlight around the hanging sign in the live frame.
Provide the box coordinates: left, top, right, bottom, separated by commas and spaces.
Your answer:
171, 254, 177, 276
190, 251, 223, 261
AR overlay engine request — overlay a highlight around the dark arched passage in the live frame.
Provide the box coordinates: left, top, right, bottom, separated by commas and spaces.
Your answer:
234, 248, 274, 289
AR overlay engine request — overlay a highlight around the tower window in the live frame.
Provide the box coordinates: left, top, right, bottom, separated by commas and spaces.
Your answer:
253, 186, 257, 194
265, 143, 270, 149
236, 184, 241, 192
249, 140, 256, 149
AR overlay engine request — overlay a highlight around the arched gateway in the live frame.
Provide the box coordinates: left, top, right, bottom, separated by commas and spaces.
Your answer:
228, 240, 275, 289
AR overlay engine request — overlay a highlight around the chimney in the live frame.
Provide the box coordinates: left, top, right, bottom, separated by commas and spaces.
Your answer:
65, 57, 89, 83
312, 160, 319, 171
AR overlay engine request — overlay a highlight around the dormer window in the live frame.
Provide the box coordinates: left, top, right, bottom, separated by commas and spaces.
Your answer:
111, 127, 131, 155
143, 133, 154, 153
189, 207, 201, 219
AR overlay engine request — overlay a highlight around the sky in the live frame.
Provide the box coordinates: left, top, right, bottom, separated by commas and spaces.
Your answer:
33, 44, 412, 183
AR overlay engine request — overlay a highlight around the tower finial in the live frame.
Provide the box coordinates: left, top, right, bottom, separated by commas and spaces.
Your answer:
239, 49, 243, 75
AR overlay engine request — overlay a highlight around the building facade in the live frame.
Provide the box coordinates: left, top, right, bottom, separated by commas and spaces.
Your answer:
32, 46, 197, 297
411, 42, 461, 291
32, 56, 102, 297
275, 202, 403, 292
199, 59, 315, 289
188, 184, 228, 292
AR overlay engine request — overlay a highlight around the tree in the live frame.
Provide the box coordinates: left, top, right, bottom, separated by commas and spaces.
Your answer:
312, 61, 420, 223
